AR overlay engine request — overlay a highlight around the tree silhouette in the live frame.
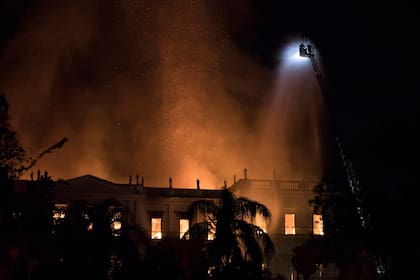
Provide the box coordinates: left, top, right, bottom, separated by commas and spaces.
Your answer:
50, 198, 149, 280
0, 93, 26, 226
1, 93, 67, 222
292, 239, 322, 280
0, 94, 25, 175
308, 175, 382, 279
0, 93, 71, 279
186, 188, 275, 279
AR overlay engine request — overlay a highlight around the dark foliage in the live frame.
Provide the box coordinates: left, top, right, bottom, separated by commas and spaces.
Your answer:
307, 174, 389, 279
186, 189, 275, 279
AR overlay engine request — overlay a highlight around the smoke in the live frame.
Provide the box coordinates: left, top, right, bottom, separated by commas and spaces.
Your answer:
0, 0, 327, 187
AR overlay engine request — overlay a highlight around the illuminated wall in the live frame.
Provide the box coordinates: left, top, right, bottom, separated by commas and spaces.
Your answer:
49, 174, 325, 278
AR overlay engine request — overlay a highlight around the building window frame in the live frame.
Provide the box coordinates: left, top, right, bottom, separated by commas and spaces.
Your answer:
284, 213, 296, 235
52, 203, 68, 226
109, 206, 124, 237
179, 218, 190, 239
313, 214, 324, 235
151, 217, 162, 239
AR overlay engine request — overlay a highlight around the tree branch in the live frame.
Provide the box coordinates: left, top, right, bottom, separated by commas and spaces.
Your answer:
12, 137, 68, 176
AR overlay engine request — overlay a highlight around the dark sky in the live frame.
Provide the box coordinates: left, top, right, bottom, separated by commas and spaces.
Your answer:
224, 1, 418, 192
0, 1, 417, 193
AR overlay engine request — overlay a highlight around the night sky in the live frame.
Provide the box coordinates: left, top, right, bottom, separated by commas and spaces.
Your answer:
0, 1, 417, 195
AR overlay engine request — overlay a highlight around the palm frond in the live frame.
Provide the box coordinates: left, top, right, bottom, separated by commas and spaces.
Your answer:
238, 232, 263, 264
233, 220, 275, 260
234, 197, 272, 222
187, 199, 219, 218
184, 221, 212, 240
208, 236, 242, 269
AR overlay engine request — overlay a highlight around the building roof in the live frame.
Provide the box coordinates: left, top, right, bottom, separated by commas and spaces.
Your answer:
53, 174, 225, 200
56, 174, 134, 195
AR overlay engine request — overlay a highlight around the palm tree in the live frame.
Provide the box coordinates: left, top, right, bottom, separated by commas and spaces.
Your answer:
186, 188, 275, 279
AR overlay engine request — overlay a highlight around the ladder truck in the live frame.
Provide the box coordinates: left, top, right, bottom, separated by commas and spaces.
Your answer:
299, 42, 389, 279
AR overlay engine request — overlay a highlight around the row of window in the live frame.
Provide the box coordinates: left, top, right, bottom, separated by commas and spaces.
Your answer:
284, 213, 324, 235
52, 204, 324, 239
151, 214, 324, 240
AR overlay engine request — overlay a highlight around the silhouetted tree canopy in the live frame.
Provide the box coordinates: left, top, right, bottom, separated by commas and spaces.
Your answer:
308, 175, 385, 280
0, 93, 26, 179
186, 189, 275, 279
292, 239, 322, 280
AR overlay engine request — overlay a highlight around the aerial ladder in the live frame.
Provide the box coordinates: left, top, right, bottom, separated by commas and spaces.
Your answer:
299, 42, 389, 279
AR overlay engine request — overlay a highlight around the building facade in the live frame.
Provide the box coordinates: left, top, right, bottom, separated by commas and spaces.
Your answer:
47, 173, 336, 279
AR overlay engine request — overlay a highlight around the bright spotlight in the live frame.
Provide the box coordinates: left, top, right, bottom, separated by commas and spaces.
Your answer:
281, 41, 311, 66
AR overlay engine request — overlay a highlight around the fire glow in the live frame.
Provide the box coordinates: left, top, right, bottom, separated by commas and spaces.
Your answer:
0, 2, 328, 188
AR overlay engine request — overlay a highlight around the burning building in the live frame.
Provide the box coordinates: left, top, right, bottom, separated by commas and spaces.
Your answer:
41, 168, 333, 279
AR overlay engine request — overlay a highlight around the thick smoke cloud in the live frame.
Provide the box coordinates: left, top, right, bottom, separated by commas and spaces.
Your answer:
0, 0, 327, 187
